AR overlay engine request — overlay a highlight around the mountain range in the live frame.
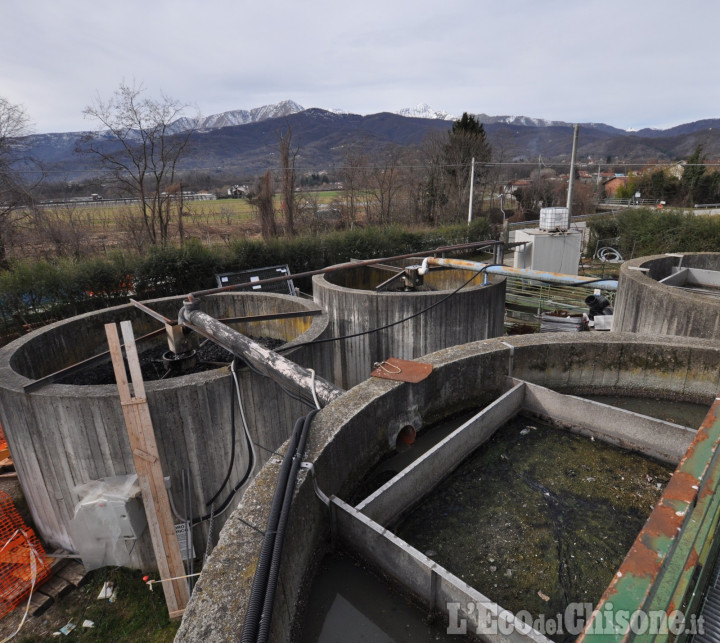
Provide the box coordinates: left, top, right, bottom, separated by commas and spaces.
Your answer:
19, 101, 720, 182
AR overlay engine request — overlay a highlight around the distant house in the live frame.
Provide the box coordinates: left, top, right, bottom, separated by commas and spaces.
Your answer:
668, 162, 685, 180
603, 175, 629, 196
504, 180, 532, 194
228, 185, 249, 198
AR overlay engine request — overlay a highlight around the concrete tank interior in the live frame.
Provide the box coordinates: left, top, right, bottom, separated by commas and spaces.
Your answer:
177, 333, 720, 641
312, 261, 506, 388
614, 252, 720, 339
7, 245, 720, 640
0, 292, 330, 568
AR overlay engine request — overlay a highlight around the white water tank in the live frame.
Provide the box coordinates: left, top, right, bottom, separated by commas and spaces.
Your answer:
513, 229, 583, 275
539, 207, 569, 231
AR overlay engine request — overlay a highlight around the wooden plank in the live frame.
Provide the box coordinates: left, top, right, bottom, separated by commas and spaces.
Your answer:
120, 321, 146, 400
105, 322, 189, 615
29, 591, 54, 616
55, 561, 87, 587
132, 448, 157, 464
36, 576, 72, 600
48, 557, 69, 574
105, 324, 131, 401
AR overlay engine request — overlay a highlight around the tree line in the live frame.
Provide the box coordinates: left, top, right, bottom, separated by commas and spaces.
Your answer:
1, 83, 501, 261
613, 146, 720, 206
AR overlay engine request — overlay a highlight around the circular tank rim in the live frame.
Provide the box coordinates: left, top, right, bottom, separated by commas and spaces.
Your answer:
311, 268, 504, 297
0, 292, 328, 395
177, 331, 720, 640
620, 252, 720, 305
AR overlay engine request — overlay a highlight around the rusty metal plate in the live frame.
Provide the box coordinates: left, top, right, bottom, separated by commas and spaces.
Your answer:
370, 358, 433, 383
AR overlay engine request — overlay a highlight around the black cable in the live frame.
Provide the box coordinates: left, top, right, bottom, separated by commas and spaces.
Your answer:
276, 267, 486, 353
188, 362, 256, 524
205, 359, 239, 507
191, 416, 255, 524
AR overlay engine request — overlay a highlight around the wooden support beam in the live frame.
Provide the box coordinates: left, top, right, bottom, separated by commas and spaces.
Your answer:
105, 321, 189, 617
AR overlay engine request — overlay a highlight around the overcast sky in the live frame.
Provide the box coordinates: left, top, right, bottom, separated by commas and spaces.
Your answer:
3, 0, 718, 134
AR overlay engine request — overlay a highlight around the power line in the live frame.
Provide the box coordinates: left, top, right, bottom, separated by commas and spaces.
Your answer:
13, 160, 719, 177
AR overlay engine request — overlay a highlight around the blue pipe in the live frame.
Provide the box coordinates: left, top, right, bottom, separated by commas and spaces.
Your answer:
426, 257, 618, 291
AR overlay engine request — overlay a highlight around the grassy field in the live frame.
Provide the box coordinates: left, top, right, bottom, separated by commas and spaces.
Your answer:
42, 191, 345, 228
13, 191, 350, 260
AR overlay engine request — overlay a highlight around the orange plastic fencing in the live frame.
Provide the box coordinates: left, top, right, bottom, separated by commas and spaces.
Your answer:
0, 491, 51, 619
0, 421, 7, 453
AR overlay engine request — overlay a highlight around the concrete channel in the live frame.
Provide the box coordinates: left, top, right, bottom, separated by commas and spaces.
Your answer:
176, 333, 720, 641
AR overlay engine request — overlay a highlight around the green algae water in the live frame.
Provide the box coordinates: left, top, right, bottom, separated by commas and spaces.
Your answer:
394, 415, 673, 637
299, 551, 458, 643
582, 395, 709, 428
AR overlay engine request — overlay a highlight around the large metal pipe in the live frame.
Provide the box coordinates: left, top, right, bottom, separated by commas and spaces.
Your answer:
187, 241, 502, 300
427, 257, 618, 290
179, 300, 344, 407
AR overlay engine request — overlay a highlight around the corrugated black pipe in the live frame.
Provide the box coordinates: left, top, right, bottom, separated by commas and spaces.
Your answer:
240, 416, 305, 643
257, 409, 319, 643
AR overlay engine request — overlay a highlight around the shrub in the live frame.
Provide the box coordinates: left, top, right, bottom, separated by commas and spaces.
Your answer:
0, 222, 497, 344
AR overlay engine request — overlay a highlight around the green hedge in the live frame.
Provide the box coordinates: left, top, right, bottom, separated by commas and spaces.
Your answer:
586, 208, 720, 260
0, 220, 492, 344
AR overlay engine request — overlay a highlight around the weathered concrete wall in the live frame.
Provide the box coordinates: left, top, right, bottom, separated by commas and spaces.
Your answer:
520, 380, 694, 464
176, 333, 720, 642
332, 497, 551, 643
356, 382, 525, 525
0, 293, 332, 567
614, 253, 720, 339
312, 264, 506, 389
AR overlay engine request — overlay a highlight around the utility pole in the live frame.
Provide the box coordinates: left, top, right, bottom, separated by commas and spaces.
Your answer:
566, 124, 580, 218
467, 157, 475, 225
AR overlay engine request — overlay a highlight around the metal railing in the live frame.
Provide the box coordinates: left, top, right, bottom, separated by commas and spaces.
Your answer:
36, 193, 217, 208
598, 197, 659, 207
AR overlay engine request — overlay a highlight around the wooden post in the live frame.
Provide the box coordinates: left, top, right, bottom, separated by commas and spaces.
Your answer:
105, 321, 189, 618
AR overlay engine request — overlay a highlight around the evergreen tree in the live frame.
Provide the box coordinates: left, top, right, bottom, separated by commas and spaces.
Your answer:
444, 112, 492, 218
681, 145, 707, 205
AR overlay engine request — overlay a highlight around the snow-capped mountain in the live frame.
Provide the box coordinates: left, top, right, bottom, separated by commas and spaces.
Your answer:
168, 100, 306, 133
199, 99, 305, 129
396, 103, 456, 121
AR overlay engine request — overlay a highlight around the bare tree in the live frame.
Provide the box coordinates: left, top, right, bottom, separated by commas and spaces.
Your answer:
418, 132, 450, 224
340, 146, 368, 228
253, 171, 277, 239
81, 82, 195, 246
279, 125, 298, 235
32, 203, 90, 258
366, 146, 403, 224
0, 97, 36, 268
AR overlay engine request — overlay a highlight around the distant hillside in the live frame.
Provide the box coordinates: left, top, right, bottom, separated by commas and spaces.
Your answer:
16, 104, 720, 182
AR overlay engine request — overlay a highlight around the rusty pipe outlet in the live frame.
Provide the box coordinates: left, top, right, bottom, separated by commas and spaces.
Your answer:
178, 300, 344, 407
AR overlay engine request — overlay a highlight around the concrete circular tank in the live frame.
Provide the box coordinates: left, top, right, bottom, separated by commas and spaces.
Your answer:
312, 261, 506, 388
614, 252, 720, 339
178, 332, 720, 641
0, 292, 330, 567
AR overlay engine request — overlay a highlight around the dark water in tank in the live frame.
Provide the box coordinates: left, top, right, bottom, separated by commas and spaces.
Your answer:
393, 416, 673, 641
299, 551, 457, 643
